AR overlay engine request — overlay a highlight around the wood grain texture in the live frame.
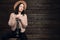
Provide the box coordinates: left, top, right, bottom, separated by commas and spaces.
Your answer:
0, 0, 60, 40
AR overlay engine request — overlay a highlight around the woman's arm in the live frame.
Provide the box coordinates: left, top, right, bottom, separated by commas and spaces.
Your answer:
8, 13, 16, 27
20, 14, 28, 28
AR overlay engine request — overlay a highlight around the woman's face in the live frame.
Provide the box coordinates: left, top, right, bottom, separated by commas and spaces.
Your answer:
19, 4, 24, 12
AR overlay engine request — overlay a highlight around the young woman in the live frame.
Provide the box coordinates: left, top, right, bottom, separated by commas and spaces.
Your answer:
1, 1, 28, 40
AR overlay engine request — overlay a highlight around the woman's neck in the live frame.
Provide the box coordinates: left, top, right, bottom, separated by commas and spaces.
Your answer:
18, 11, 21, 15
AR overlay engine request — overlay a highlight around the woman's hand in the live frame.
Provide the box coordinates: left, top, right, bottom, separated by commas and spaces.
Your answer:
16, 14, 22, 19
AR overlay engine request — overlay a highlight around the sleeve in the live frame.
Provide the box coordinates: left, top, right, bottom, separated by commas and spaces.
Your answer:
8, 13, 16, 27
21, 14, 28, 28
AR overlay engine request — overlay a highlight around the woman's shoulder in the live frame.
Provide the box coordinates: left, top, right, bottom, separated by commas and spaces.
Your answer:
10, 13, 15, 17
23, 14, 27, 18
24, 14, 27, 16
10, 13, 15, 16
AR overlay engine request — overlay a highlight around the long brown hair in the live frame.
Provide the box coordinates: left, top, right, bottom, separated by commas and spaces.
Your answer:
14, 3, 25, 15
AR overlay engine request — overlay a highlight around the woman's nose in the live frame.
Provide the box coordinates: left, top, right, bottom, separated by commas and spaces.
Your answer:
21, 8, 23, 10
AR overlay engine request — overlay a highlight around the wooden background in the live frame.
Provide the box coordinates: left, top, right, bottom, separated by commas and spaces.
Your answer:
0, 0, 60, 40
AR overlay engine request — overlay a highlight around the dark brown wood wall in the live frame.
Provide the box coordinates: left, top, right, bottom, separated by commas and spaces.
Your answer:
0, 0, 60, 40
